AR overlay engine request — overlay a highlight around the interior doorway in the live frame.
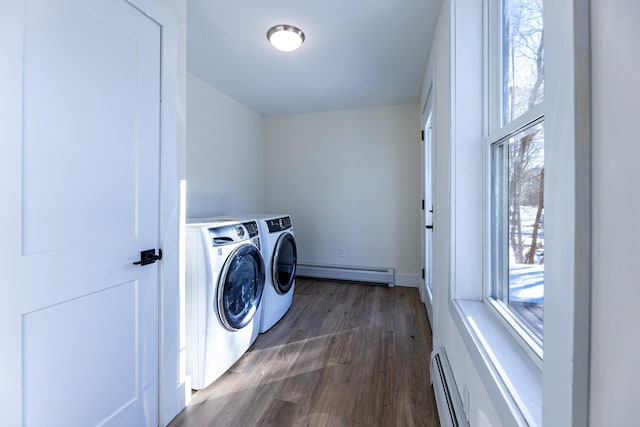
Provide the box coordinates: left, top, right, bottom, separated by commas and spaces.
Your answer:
421, 101, 434, 327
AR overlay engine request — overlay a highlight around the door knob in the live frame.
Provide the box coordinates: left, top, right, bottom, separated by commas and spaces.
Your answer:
133, 249, 162, 266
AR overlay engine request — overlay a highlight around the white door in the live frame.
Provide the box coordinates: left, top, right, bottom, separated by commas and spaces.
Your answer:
422, 112, 434, 322
0, 0, 162, 425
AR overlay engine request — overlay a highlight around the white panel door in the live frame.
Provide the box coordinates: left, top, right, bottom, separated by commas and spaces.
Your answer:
0, 0, 162, 425
422, 111, 434, 326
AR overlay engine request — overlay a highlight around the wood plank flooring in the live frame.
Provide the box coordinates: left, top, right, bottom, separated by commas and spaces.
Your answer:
168, 279, 439, 427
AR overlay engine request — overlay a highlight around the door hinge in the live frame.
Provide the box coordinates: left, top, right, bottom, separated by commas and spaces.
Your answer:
421, 199, 425, 210
422, 269, 425, 280
421, 129, 425, 141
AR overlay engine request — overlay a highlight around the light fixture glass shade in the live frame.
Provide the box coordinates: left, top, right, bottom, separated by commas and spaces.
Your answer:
267, 25, 305, 52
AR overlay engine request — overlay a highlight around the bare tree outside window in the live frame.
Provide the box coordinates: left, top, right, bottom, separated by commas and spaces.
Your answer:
507, 124, 544, 337
503, 0, 544, 123
498, 0, 545, 338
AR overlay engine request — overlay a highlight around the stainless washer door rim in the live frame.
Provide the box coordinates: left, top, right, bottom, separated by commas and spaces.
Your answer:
216, 243, 265, 331
272, 232, 297, 295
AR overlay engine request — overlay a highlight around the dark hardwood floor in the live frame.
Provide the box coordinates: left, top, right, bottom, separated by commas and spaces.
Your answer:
169, 279, 439, 427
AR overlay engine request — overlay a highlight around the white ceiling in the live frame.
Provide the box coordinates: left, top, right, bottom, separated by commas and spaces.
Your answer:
187, 0, 442, 117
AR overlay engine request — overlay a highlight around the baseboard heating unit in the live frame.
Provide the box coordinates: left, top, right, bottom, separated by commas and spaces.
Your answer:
296, 263, 395, 287
431, 348, 469, 427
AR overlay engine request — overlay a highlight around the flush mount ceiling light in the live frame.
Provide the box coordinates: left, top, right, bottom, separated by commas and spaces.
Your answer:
267, 25, 305, 52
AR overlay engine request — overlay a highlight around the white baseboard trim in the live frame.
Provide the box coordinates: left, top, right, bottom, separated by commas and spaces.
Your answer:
296, 262, 395, 287
395, 274, 420, 288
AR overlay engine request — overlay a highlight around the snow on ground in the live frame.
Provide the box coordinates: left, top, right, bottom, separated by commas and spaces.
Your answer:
508, 206, 544, 334
509, 264, 544, 305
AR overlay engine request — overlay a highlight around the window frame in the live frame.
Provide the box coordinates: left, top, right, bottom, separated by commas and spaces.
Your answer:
484, 0, 545, 366
445, 0, 590, 424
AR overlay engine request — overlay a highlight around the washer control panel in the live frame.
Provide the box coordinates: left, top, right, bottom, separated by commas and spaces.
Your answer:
242, 221, 260, 238
208, 223, 249, 246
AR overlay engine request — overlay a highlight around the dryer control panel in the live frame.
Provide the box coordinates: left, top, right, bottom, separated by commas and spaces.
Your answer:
266, 216, 292, 233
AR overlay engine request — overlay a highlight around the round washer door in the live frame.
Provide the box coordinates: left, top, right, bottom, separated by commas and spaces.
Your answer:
217, 244, 265, 331
272, 232, 297, 294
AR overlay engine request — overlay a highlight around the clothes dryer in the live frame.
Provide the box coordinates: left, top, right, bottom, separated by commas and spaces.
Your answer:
253, 214, 297, 333
185, 219, 265, 390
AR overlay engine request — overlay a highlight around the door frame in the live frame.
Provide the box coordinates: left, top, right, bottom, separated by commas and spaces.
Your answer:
126, 1, 183, 424
421, 79, 435, 329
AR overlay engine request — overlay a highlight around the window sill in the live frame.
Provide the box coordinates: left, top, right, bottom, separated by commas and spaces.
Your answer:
450, 299, 542, 427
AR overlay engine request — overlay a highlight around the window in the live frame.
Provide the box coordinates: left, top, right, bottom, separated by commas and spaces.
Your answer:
488, 0, 545, 349
500, 0, 544, 125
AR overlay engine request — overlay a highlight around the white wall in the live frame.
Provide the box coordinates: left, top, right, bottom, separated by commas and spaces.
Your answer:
264, 104, 421, 285
590, 0, 640, 424
186, 73, 265, 218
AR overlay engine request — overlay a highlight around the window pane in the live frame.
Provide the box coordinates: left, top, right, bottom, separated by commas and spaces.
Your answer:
502, 0, 544, 124
492, 122, 544, 339
507, 122, 544, 337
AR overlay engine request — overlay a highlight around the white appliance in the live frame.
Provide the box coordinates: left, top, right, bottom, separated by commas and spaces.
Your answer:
185, 219, 265, 390
215, 214, 298, 333
253, 214, 297, 333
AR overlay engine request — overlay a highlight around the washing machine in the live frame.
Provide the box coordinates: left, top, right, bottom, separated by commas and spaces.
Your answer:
185, 219, 265, 390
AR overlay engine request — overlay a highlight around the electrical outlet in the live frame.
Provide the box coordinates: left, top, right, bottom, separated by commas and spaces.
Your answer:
338, 248, 345, 257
